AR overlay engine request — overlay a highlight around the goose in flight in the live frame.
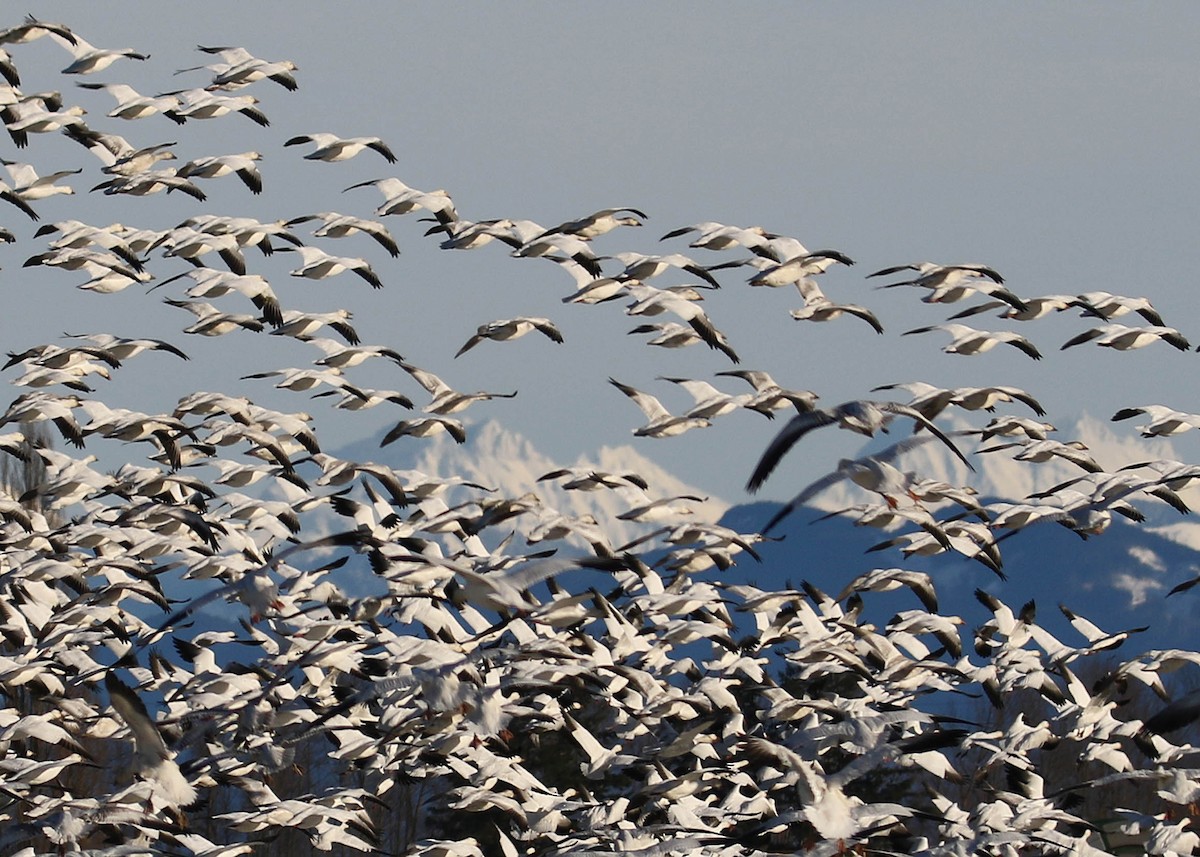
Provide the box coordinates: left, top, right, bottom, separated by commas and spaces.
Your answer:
63, 124, 177, 174
760, 434, 947, 533
270, 308, 359, 345
344, 176, 458, 224
399, 360, 517, 413
948, 293, 1076, 322
285, 211, 399, 256
186, 45, 300, 91
977, 437, 1103, 473
1111, 404, 1200, 437
0, 15, 77, 48
744, 249, 855, 289
0, 158, 78, 200
623, 282, 738, 362
48, 31, 148, 75
903, 323, 1042, 360
658, 376, 763, 420
104, 672, 197, 809
609, 378, 711, 438
91, 168, 207, 202
790, 288, 883, 333
455, 317, 564, 357
285, 132, 396, 163
277, 245, 383, 288
746, 399, 974, 492
176, 151, 264, 194
535, 207, 647, 241
607, 251, 722, 289
162, 89, 270, 126
1069, 290, 1165, 326
381, 416, 467, 445
868, 261, 1004, 285
659, 221, 770, 252
872, 380, 1046, 420
76, 81, 185, 122
1060, 323, 1191, 352
717, 368, 818, 415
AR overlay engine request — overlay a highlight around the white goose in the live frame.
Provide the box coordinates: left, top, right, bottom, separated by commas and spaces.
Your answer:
278, 245, 383, 288
1061, 323, 1190, 352
746, 399, 974, 492
455, 317, 563, 357
285, 132, 397, 163
609, 377, 711, 438
903, 323, 1042, 360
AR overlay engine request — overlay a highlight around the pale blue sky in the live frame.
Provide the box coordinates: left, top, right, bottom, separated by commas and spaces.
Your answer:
4, 4, 1200, 500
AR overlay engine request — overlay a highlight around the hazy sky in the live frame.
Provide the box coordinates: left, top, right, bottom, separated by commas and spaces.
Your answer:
5, 4, 1200, 502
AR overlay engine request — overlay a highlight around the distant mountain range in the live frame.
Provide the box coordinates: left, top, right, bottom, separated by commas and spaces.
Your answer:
241, 414, 1200, 656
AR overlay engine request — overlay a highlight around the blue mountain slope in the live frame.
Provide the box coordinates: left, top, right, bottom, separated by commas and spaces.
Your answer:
722, 499, 1200, 656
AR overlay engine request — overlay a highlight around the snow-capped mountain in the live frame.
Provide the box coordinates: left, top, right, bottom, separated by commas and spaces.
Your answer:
333, 418, 732, 551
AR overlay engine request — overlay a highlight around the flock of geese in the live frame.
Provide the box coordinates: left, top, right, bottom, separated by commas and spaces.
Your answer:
0, 13, 1198, 857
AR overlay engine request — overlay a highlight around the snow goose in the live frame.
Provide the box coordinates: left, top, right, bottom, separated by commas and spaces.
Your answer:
381, 416, 466, 445
176, 151, 264, 194
977, 438, 1102, 473
657, 376, 760, 420
399, 360, 516, 414
154, 269, 281, 326
659, 221, 769, 252
1060, 323, 1191, 352
759, 434, 946, 532
163, 298, 265, 336
1070, 290, 1165, 326
1111, 404, 1200, 437
0, 87, 63, 147
948, 294, 1076, 322
188, 45, 300, 91
270, 308, 359, 344
538, 467, 649, 492
75, 81, 185, 122
158, 226, 246, 273
24, 247, 142, 283
285, 132, 396, 163
869, 260, 1004, 285
91, 168, 207, 202
920, 282, 1029, 312
0, 158, 78, 200
0, 15, 77, 48
744, 249, 855, 288
623, 282, 738, 361
746, 399, 974, 492
63, 124, 177, 174
181, 213, 302, 255
302, 336, 403, 369
716, 368, 818, 414
608, 377, 711, 438
790, 294, 883, 334
872, 380, 1045, 420
4, 101, 85, 139
48, 31, 149, 75
277, 245, 382, 288
903, 323, 1042, 360
163, 89, 269, 126
343, 176, 458, 224
285, 211, 399, 256
455, 317, 563, 357
608, 250, 722, 289
36, 220, 145, 269
627, 321, 740, 362
104, 672, 196, 809
535, 206, 647, 240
